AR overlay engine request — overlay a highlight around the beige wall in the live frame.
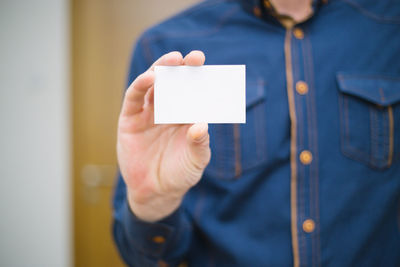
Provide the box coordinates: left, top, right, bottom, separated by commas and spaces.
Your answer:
72, 1, 200, 266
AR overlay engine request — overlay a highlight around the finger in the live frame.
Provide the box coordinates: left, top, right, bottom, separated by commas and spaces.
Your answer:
149, 51, 183, 71
187, 122, 209, 143
122, 71, 155, 116
186, 122, 211, 171
183, 50, 205, 66
122, 51, 184, 117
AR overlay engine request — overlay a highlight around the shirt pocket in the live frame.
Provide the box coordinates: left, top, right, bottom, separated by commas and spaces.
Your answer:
204, 79, 267, 179
337, 72, 400, 169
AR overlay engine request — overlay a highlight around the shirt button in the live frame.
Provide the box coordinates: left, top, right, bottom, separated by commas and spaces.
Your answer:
253, 6, 262, 17
158, 260, 168, 267
296, 81, 308, 95
299, 150, 312, 165
303, 219, 316, 233
263, 0, 272, 9
293, 27, 304, 39
178, 262, 188, 267
152, 236, 166, 244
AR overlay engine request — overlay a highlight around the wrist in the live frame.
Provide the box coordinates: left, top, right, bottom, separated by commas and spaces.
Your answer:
127, 189, 183, 223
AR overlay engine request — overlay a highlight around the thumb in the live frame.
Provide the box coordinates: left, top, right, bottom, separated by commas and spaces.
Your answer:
186, 123, 211, 171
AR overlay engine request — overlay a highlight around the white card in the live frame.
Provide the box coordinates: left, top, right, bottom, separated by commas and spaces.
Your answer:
154, 65, 246, 124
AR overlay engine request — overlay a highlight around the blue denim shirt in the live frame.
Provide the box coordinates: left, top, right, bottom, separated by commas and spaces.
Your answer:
113, 0, 400, 266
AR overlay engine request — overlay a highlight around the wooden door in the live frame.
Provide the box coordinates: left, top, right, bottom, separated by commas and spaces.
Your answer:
71, 1, 199, 266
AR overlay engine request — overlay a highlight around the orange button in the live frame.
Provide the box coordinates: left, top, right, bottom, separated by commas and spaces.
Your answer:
253, 6, 262, 17
303, 219, 316, 233
263, 0, 272, 9
296, 81, 308, 95
152, 236, 166, 244
293, 28, 304, 39
300, 150, 312, 165
158, 260, 168, 267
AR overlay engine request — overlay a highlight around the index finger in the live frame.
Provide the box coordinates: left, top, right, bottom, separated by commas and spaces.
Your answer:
122, 51, 184, 117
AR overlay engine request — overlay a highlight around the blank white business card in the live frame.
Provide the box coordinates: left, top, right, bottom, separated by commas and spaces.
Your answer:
154, 65, 246, 124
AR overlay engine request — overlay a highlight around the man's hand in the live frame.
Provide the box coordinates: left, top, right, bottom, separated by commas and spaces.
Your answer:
117, 51, 211, 222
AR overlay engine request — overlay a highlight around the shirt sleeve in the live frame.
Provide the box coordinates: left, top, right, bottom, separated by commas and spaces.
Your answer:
112, 36, 193, 267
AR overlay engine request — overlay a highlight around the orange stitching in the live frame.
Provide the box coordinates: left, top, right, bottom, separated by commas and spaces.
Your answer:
338, 92, 346, 157
233, 124, 242, 177
381, 107, 388, 166
387, 106, 394, 166
259, 86, 268, 162
253, 82, 267, 162
254, 92, 262, 161
257, 78, 268, 162
284, 28, 300, 267
379, 87, 385, 103
369, 107, 377, 164
344, 96, 351, 154
216, 125, 224, 178
397, 198, 400, 233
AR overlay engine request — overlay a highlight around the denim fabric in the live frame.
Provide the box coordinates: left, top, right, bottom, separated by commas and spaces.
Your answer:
113, 0, 400, 266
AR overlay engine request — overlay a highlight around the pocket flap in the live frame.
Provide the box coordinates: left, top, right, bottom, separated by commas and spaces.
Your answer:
246, 79, 266, 109
337, 73, 400, 106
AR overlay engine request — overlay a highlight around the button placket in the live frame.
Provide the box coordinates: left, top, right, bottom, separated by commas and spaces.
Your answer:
290, 24, 321, 266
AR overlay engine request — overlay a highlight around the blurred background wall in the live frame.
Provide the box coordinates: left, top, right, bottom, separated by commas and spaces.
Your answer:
0, 0, 199, 266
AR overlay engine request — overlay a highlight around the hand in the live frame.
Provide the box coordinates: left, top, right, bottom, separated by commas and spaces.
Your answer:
117, 51, 211, 222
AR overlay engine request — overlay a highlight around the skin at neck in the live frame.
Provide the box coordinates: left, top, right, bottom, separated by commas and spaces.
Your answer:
269, 0, 313, 22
